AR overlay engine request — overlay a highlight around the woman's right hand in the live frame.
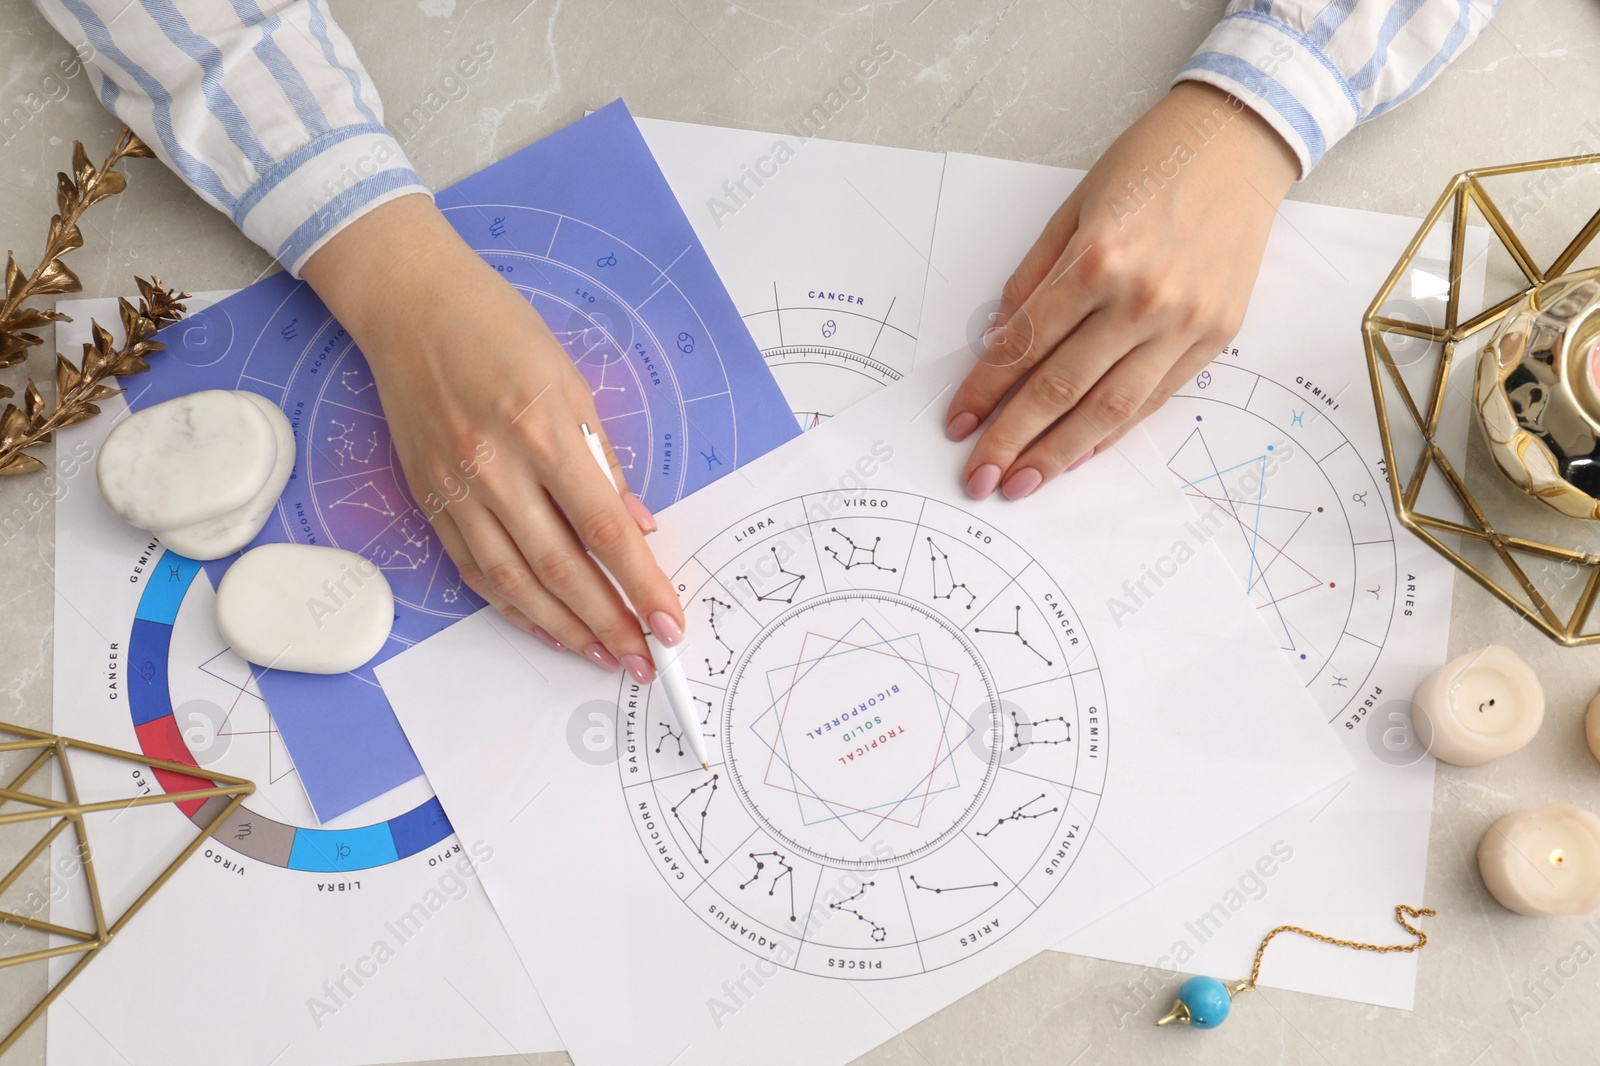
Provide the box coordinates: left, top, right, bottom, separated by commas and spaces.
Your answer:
301, 194, 684, 682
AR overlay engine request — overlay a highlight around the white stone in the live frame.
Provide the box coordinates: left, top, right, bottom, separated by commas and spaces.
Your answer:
97, 389, 277, 531
215, 543, 394, 674
155, 393, 296, 560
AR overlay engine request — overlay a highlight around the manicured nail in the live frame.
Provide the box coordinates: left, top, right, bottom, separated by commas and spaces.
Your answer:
649, 610, 684, 646
621, 654, 657, 685
966, 463, 1002, 499
1067, 448, 1096, 472
532, 625, 564, 651
1002, 467, 1043, 500
946, 411, 979, 441
583, 643, 621, 671
625, 492, 657, 534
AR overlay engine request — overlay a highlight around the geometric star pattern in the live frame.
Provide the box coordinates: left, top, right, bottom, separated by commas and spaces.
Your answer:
750, 618, 973, 842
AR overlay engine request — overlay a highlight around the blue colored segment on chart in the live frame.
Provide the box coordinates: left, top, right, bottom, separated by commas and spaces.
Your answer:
124, 100, 799, 821
125, 550, 455, 871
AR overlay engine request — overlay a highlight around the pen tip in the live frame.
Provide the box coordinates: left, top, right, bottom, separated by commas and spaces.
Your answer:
701, 762, 710, 771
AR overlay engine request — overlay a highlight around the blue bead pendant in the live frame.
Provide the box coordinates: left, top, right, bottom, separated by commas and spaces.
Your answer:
1155, 976, 1243, 1029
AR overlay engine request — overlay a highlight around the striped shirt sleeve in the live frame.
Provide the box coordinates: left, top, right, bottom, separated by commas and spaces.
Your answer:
1175, 0, 1500, 177
30, 0, 432, 276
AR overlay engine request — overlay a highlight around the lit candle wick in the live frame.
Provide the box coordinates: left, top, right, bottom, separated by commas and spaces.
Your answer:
1549, 848, 1565, 867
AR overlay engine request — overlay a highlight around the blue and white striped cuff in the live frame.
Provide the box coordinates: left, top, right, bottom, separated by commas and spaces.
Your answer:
234, 125, 433, 276
1174, 10, 1362, 178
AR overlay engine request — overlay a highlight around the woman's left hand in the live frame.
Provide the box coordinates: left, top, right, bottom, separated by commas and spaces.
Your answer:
945, 82, 1300, 500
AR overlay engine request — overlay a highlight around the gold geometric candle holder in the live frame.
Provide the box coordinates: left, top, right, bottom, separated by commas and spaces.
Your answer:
0, 721, 253, 1056
1363, 150, 1600, 646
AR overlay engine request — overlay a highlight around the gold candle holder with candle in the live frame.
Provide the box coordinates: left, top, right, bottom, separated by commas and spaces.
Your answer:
1363, 151, 1600, 646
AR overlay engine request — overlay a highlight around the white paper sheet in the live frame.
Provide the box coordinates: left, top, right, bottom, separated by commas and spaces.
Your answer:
379, 347, 1352, 1066
636, 116, 944, 429
917, 153, 1471, 1010
47, 297, 561, 1066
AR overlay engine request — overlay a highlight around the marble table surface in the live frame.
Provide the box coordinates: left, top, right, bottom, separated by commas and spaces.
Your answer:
3, 1, 1600, 1063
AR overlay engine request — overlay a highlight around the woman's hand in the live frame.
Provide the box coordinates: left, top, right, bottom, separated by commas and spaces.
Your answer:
946, 81, 1300, 499
302, 195, 683, 681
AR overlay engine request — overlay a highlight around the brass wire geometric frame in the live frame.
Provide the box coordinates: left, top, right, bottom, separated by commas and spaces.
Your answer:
1363, 151, 1600, 646
0, 721, 254, 1056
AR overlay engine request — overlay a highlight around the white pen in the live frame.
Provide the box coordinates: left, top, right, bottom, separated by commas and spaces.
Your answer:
580, 423, 710, 769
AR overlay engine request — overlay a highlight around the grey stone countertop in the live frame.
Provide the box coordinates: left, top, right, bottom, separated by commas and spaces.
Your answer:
3, 1, 1600, 1063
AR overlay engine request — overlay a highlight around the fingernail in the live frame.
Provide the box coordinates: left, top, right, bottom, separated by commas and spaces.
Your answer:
625, 492, 657, 534
621, 654, 657, 685
966, 463, 1002, 499
649, 610, 684, 647
1067, 448, 1096, 472
532, 625, 564, 651
583, 643, 621, 671
1002, 467, 1043, 500
946, 411, 979, 441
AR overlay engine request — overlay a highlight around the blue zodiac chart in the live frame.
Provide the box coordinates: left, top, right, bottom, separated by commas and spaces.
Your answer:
1161, 360, 1397, 722
619, 490, 1107, 977
126, 101, 798, 820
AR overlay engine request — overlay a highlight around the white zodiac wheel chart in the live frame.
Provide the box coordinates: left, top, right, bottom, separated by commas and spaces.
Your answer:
1164, 359, 1398, 723
617, 490, 1107, 978
740, 284, 915, 429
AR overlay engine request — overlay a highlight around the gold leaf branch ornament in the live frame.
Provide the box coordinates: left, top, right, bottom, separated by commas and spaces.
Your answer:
0, 127, 153, 369
0, 127, 190, 476
0, 277, 186, 475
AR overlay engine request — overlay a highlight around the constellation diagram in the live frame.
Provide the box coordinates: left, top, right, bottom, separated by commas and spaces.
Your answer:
908, 875, 999, 894
734, 548, 806, 604
1160, 363, 1398, 723
326, 417, 379, 466
1010, 710, 1071, 750
329, 481, 396, 517
927, 538, 976, 610
621, 490, 1108, 979
828, 881, 887, 943
373, 518, 433, 571
656, 722, 686, 756
670, 773, 720, 865
824, 528, 897, 573
973, 605, 1053, 666
976, 794, 1060, 837
702, 597, 735, 676
739, 851, 797, 922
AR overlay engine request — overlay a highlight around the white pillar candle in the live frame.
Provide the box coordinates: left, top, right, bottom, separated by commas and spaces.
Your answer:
1410, 645, 1543, 766
1478, 804, 1600, 916
1586, 692, 1600, 766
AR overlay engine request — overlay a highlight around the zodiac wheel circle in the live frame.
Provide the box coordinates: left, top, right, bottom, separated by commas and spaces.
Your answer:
722, 590, 1003, 872
618, 489, 1109, 978
1166, 361, 1398, 722
124, 551, 454, 872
